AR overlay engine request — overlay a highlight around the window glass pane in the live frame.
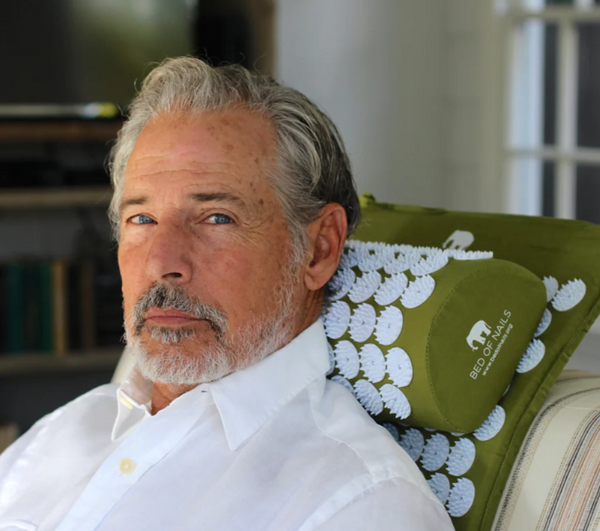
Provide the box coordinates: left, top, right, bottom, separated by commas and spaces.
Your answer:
510, 157, 544, 215
576, 165, 600, 223
578, 23, 600, 148
543, 24, 558, 145
511, 21, 557, 148
542, 162, 555, 216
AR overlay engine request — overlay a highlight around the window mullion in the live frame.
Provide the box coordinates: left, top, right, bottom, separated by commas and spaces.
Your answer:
507, 17, 545, 215
555, 18, 578, 219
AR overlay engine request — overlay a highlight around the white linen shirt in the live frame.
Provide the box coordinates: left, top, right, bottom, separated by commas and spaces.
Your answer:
0, 320, 453, 531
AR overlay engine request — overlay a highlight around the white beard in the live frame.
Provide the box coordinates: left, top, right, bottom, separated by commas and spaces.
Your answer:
124, 263, 298, 386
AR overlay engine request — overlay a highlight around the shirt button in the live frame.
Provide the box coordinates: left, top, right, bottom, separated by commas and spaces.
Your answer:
119, 458, 136, 475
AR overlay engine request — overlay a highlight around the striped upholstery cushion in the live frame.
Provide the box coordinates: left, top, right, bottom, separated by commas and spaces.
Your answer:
493, 370, 600, 531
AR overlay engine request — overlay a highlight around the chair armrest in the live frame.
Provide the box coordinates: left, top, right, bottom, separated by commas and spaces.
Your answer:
492, 370, 600, 530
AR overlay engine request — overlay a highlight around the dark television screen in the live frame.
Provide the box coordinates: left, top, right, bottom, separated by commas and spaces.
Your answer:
0, 0, 197, 106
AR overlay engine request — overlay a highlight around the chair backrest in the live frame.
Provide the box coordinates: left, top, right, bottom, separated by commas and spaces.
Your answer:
111, 345, 136, 384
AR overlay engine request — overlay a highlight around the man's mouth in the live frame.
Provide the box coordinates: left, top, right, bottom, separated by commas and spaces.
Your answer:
144, 308, 200, 327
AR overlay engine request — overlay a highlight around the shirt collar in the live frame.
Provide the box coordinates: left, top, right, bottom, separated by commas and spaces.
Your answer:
209, 318, 330, 450
112, 363, 154, 442
112, 319, 330, 450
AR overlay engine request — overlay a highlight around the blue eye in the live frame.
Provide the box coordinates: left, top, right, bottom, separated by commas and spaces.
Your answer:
206, 214, 233, 225
131, 215, 155, 225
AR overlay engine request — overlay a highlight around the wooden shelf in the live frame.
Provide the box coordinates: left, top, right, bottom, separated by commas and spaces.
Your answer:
0, 186, 113, 209
0, 121, 122, 143
0, 348, 122, 376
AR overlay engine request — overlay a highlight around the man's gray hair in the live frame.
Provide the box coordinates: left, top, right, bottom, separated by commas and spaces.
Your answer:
108, 56, 360, 266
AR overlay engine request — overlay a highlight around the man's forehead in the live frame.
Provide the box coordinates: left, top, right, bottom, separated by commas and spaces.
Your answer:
130, 109, 274, 158
124, 110, 275, 183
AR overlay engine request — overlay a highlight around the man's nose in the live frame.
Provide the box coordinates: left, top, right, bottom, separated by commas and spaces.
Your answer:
144, 222, 194, 283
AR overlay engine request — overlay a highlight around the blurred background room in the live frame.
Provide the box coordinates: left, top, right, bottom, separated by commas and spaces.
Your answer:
1, 0, 599, 450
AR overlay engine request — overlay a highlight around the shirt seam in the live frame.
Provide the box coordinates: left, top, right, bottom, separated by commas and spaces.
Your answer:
298, 475, 441, 531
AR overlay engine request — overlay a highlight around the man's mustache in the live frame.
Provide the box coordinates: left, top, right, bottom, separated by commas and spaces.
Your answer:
130, 282, 228, 338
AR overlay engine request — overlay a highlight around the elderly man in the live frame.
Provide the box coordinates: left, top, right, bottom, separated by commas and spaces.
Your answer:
0, 58, 453, 530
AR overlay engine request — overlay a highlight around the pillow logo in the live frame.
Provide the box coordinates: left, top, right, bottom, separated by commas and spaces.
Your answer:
443, 230, 475, 250
467, 320, 491, 351
469, 311, 513, 380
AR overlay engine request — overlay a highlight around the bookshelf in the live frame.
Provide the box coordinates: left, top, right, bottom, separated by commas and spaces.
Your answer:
0, 186, 112, 209
0, 120, 122, 143
0, 348, 122, 376
0, 120, 123, 375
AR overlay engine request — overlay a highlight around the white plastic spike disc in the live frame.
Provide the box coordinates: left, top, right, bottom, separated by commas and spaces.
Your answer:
338, 248, 358, 269
375, 306, 404, 345
359, 343, 386, 383
384, 249, 421, 275
446, 438, 476, 476
543, 276, 559, 303
354, 379, 384, 415
357, 244, 395, 272
447, 478, 476, 517
428, 473, 451, 505
323, 301, 351, 339
552, 279, 587, 312
382, 422, 399, 442
421, 433, 450, 472
398, 428, 425, 461
410, 251, 449, 276
348, 271, 382, 303
380, 384, 411, 419
473, 405, 506, 441
330, 375, 355, 396
516, 339, 546, 373
401, 275, 435, 309
329, 268, 356, 301
333, 340, 360, 379
448, 250, 493, 261
374, 273, 408, 306
385, 347, 413, 387
534, 309, 552, 338
349, 304, 377, 342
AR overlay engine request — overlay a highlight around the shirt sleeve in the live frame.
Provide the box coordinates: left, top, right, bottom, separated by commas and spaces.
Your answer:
314, 477, 455, 531
0, 411, 57, 483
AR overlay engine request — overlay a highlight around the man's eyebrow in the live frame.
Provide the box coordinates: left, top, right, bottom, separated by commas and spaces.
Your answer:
119, 192, 246, 213
189, 192, 246, 206
120, 195, 148, 212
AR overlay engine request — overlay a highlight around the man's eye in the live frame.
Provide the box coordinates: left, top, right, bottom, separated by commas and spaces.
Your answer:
130, 215, 155, 225
205, 213, 233, 225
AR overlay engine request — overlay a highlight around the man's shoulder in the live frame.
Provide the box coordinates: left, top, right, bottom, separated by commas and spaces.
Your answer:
260, 377, 447, 524
60, 382, 120, 411
23, 383, 119, 438
0, 383, 119, 477
299, 379, 438, 502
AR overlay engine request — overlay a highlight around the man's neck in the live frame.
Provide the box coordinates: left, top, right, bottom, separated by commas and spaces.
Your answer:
151, 382, 199, 415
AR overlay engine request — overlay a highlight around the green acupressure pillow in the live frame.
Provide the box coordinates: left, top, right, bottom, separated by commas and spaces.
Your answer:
324, 240, 547, 433
334, 195, 600, 531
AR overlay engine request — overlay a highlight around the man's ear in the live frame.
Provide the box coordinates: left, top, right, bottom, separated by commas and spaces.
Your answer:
304, 203, 347, 291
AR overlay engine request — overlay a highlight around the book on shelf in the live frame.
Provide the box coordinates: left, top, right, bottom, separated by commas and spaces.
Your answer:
52, 259, 68, 357
0, 422, 19, 454
0, 257, 122, 357
4, 261, 24, 353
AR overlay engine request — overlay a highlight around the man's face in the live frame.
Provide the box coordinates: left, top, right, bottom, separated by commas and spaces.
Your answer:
118, 109, 302, 384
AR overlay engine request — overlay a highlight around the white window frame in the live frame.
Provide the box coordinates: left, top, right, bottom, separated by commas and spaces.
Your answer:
505, 0, 600, 219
